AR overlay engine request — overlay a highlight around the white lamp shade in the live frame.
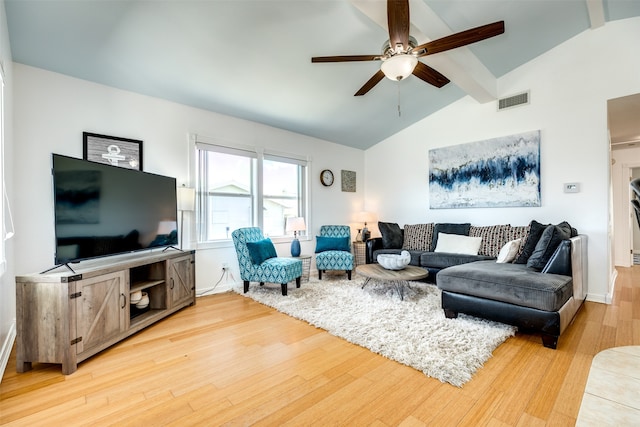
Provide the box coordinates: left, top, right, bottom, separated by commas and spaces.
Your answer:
177, 187, 195, 211
381, 54, 418, 81
286, 217, 306, 232
357, 211, 375, 224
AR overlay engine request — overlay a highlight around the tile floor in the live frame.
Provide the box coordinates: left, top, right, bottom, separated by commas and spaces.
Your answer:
576, 346, 640, 426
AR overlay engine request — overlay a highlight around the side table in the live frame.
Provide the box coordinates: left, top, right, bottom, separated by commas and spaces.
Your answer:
352, 241, 366, 266
291, 254, 311, 282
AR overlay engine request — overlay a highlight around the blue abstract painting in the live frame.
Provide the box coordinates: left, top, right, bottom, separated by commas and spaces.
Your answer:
429, 130, 541, 209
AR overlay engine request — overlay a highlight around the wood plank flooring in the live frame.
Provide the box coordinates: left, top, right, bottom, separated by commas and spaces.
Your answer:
1, 266, 638, 426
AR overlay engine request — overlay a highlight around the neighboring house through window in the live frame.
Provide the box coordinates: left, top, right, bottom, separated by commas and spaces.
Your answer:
195, 137, 308, 243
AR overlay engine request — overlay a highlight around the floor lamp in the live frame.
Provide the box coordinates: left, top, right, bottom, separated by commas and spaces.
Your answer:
177, 186, 195, 250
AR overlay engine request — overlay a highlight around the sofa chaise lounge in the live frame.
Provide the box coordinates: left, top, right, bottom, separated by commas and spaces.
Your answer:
365, 221, 588, 348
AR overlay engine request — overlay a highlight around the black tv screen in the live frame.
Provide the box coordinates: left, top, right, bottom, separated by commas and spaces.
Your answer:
52, 154, 178, 264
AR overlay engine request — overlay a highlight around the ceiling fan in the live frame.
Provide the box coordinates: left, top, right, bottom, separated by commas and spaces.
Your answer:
311, 0, 505, 96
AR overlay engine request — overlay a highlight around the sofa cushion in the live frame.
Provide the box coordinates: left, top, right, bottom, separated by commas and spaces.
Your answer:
315, 236, 350, 253
402, 223, 434, 251
437, 261, 573, 312
514, 220, 549, 264
431, 223, 471, 251
419, 252, 493, 269
246, 238, 277, 265
527, 223, 572, 271
434, 233, 482, 255
503, 225, 531, 260
378, 221, 403, 249
470, 225, 510, 257
496, 238, 522, 263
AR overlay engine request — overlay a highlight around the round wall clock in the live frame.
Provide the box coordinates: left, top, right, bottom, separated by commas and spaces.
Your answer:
320, 169, 334, 186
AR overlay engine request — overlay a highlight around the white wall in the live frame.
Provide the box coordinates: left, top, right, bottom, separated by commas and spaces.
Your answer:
0, 0, 16, 381
12, 64, 365, 293
365, 17, 640, 303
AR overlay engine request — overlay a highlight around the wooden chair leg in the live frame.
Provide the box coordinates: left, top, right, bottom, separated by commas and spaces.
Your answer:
243, 281, 250, 293
296, 277, 301, 288
281, 283, 288, 296
319, 270, 323, 280
347, 270, 352, 280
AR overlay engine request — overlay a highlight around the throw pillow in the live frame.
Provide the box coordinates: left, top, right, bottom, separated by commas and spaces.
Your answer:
514, 220, 548, 264
402, 223, 434, 251
246, 238, 277, 265
496, 238, 522, 263
527, 224, 572, 271
431, 223, 471, 251
315, 236, 350, 253
378, 221, 403, 249
434, 233, 482, 255
469, 225, 509, 258
503, 225, 530, 260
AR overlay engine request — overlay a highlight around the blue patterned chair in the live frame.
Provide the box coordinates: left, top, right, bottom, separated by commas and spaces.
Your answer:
232, 227, 302, 296
315, 225, 354, 280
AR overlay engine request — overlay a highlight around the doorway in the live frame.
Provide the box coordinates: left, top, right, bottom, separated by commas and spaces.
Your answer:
609, 92, 640, 269
633, 167, 640, 264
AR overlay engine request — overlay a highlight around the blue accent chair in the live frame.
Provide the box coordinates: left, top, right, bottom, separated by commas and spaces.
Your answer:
315, 225, 354, 280
232, 227, 303, 296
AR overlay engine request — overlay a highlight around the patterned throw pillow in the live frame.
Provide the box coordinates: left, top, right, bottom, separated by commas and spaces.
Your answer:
469, 225, 510, 258
503, 225, 531, 261
402, 223, 434, 251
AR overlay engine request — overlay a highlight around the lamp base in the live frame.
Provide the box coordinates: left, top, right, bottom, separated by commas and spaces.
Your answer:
291, 238, 301, 257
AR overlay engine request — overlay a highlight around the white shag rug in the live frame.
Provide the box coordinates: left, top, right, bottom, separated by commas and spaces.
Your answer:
234, 276, 516, 387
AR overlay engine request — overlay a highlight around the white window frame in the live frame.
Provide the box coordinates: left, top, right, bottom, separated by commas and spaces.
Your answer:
192, 134, 309, 249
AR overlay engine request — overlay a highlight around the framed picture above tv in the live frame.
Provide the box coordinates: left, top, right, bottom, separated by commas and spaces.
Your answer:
83, 132, 143, 171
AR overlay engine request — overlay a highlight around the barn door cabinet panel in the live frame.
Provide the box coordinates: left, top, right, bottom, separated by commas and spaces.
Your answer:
168, 254, 195, 309
16, 250, 196, 375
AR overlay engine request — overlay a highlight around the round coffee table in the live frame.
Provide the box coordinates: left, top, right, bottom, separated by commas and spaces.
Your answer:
356, 264, 429, 300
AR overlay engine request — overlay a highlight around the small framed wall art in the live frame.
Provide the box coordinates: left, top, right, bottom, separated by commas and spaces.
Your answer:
341, 170, 356, 192
83, 132, 143, 170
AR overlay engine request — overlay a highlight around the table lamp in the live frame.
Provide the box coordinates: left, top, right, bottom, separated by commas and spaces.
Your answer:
286, 217, 306, 257
358, 211, 375, 242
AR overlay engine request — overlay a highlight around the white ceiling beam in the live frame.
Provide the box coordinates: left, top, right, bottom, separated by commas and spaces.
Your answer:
586, 0, 605, 29
349, 0, 498, 103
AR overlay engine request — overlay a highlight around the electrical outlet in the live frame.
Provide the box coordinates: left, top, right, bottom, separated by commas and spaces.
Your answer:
222, 262, 229, 269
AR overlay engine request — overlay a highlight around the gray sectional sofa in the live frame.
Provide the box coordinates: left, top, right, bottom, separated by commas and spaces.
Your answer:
365, 220, 588, 349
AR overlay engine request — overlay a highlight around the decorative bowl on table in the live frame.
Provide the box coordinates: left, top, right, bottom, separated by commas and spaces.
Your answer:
377, 251, 411, 270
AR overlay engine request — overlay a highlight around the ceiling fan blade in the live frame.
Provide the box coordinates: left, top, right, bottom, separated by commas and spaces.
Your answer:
387, 0, 410, 50
414, 21, 505, 57
412, 62, 450, 88
355, 70, 385, 96
312, 55, 383, 63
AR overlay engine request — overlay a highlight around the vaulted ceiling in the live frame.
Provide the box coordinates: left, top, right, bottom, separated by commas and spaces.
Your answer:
5, 0, 640, 150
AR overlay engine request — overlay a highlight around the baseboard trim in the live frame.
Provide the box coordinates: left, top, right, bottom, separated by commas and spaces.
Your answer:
0, 321, 16, 383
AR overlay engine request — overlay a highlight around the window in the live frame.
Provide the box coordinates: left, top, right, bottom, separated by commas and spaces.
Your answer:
195, 140, 307, 243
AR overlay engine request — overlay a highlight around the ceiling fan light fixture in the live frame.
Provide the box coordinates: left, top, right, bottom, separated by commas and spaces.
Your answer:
381, 54, 418, 81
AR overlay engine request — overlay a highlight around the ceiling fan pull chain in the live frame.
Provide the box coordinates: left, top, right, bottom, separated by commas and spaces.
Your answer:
397, 81, 401, 117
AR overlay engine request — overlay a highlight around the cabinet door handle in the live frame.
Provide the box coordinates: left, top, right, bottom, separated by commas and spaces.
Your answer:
120, 293, 126, 309
170, 278, 174, 289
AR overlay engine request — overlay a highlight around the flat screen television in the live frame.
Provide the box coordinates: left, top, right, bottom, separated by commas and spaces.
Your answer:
52, 153, 178, 265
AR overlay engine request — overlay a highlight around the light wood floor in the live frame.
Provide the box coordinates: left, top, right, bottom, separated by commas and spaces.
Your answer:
1, 266, 638, 426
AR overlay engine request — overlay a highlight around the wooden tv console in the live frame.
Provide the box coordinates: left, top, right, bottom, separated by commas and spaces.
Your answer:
15, 250, 196, 375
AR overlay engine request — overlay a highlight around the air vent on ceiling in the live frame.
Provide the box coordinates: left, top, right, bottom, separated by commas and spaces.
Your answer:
498, 91, 530, 111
